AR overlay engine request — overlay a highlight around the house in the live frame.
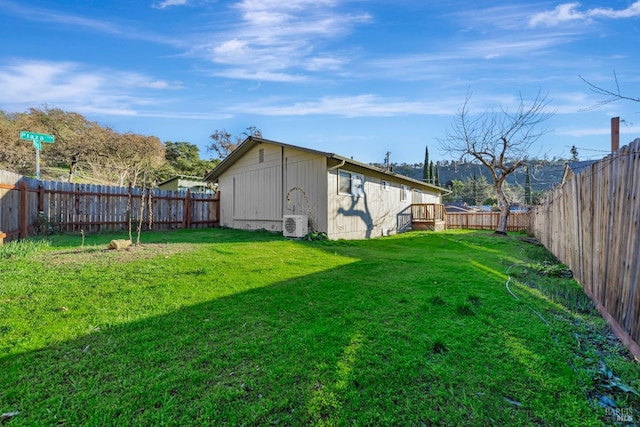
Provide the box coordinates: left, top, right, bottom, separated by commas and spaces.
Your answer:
158, 175, 215, 193
204, 136, 445, 240
561, 160, 599, 185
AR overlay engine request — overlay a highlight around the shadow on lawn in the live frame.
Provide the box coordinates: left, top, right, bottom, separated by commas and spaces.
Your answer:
0, 232, 614, 425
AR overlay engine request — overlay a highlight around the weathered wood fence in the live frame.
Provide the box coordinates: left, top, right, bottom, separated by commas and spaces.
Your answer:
446, 211, 531, 232
0, 170, 219, 243
530, 139, 640, 358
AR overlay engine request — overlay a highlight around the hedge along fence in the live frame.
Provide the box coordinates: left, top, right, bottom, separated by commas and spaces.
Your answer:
0, 170, 219, 243
530, 139, 640, 359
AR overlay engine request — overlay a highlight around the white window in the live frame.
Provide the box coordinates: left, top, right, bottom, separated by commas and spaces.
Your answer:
338, 170, 365, 196
401, 184, 410, 201
382, 180, 390, 191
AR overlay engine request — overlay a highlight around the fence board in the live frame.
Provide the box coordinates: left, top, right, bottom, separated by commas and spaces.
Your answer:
446, 211, 530, 232
0, 171, 219, 241
530, 139, 640, 359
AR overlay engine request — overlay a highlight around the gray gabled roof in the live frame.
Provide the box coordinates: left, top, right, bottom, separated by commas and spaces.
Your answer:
158, 174, 207, 186
204, 136, 446, 193
567, 160, 599, 175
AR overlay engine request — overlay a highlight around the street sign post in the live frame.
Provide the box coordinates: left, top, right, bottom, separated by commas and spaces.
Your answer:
19, 131, 54, 180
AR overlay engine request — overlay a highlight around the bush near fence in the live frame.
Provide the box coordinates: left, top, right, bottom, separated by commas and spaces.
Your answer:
531, 139, 640, 359
0, 170, 219, 242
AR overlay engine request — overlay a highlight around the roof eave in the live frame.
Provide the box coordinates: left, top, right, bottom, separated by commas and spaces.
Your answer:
204, 137, 445, 194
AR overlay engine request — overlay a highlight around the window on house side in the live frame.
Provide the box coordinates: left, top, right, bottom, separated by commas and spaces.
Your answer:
338, 170, 365, 196
400, 184, 409, 201
338, 170, 351, 194
258, 149, 264, 163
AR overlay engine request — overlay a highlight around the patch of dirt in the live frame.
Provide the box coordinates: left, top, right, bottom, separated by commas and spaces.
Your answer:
36, 243, 199, 266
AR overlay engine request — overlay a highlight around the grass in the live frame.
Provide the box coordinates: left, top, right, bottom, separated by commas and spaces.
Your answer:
0, 229, 638, 426
0, 239, 50, 259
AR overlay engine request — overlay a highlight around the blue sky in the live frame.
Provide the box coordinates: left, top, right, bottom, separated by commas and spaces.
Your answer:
1, 0, 639, 164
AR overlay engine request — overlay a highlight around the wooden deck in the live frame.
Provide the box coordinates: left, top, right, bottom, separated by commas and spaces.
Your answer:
410, 204, 446, 231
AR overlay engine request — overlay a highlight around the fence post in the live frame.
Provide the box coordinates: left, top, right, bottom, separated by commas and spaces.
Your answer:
182, 189, 191, 229
20, 181, 28, 239
216, 191, 221, 226
38, 184, 45, 212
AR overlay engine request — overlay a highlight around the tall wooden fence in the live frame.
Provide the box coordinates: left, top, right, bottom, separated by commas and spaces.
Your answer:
446, 211, 531, 232
0, 170, 219, 242
530, 139, 640, 358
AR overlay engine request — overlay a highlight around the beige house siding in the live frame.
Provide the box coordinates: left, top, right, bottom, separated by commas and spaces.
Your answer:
412, 189, 440, 204
218, 144, 329, 233
283, 148, 328, 233
219, 144, 283, 231
327, 166, 440, 240
211, 137, 443, 240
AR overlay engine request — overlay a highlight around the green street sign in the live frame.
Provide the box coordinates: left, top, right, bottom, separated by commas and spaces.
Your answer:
33, 140, 42, 151
20, 131, 55, 143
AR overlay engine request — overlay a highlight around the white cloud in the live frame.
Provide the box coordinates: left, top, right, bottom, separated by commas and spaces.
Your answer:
0, 0, 181, 46
455, 4, 539, 31
212, 39, 251, 63
153, 0, 190, 9
212, 69, 307, 82
230, 94, 458, 117
463, 35, 570, 59
529, 1, 640, 27
305, 56, 345, 72
192, 0, 371, 80
0, 60, 182, 116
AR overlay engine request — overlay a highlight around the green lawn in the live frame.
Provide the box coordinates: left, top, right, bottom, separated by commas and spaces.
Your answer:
0, 229, 638, 426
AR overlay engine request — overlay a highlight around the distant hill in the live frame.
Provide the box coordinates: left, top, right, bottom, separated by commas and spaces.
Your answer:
388, 159, 567, 192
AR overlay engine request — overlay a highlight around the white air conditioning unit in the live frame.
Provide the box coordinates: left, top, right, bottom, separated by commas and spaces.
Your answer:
283, 215, 308, 238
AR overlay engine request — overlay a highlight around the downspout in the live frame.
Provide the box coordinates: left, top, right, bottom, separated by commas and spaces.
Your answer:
327, 157, 346, 172
281, 146, 285, 217
326, 157, 346, 237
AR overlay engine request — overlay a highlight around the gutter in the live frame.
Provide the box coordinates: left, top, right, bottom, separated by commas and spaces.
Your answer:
327, 157, 346, 171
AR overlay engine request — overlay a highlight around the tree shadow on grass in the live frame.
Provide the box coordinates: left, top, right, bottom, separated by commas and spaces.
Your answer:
0, 232, 610, 426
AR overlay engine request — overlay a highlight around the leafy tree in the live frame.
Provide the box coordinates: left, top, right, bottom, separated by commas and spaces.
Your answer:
209, 126, 262, 159
86, 130, 165, 187
442, 179, 465, 204
429, 161, 435, 184
439, 91, 554, 234
0, 111, 33, 173
0, 107, 168, 186
423, 146, 430, 182
25, 107, 104, 182
442, 175, 492, 206
164, 141, 219, 178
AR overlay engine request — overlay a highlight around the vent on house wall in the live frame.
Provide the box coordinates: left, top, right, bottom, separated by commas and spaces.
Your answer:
283, 215, 308, 238
259, 148, 264, 163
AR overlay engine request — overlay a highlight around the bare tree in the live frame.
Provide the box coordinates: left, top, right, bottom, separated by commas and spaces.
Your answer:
579, 71, 640, 111
439, 91, 554, 234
